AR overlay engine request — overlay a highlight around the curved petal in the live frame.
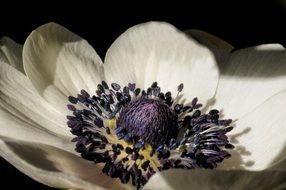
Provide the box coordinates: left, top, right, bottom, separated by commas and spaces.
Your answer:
104, 22, 219, 105
0, 137, 133, 190
143, 169, 286, 190
185, 29, 234, 68
0, 37, 24, 73
23, 22, 104, 112
0, 60, 70, 137
219, 90, 286, 170
214, 44, 286, 119
0, 106, 74, 152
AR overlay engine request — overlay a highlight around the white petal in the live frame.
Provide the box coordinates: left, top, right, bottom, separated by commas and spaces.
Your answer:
0, 60, 70, 137
219, 90, 286, 170
214, 44, 286, 118
0, 137, 133, 190
185, 30, 234, 69
104, 22, 219, 105
23, 22, 104, 112
0, 37, 24, 73
0, 106, 73, 152
143, 169, 286, 190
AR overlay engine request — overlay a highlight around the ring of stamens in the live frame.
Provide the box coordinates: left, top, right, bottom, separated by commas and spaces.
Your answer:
67, 81, 234, 189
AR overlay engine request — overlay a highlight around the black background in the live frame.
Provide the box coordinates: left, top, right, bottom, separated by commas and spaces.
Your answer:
0, 1, 286, 189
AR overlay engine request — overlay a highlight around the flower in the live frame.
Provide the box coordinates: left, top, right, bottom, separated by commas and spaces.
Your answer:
0, 22, 286, 190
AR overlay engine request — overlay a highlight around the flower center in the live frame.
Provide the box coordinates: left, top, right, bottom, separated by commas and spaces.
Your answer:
116, 98, 179, 148
66, 81, 234, 189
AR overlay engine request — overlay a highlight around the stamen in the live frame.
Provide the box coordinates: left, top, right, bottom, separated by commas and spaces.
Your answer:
66, 81, 234, 189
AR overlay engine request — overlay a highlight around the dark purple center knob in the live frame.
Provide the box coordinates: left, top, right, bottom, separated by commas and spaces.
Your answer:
116, 98, 179, 148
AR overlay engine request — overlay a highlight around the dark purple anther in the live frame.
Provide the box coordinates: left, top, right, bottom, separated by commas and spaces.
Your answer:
67, 104, 76, 111
192, 97, 198, 106
128, 83, 136, 91
152, 87, 161, 97
177, 83, 184, 92
151, 82, 158, 88
134, 88, 141, 96
225, 144, 235, 149
111, 83, 121, 91
80, 89, 90, 98
101, 81, 109, 89
68, 96, 78, 104
97, 84, 105, 93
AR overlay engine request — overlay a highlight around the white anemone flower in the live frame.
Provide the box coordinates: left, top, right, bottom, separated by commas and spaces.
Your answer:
0, 22, 286, 190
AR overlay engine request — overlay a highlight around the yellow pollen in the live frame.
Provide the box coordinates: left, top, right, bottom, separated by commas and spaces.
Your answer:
144, 144, 153, 152
107, 118, 160, 170
139, 144, 161, 169
108, 118, 116, 129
